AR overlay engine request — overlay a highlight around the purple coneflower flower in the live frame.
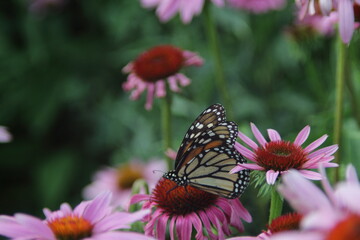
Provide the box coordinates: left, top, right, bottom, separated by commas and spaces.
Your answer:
272, 165, 360, 240
140, 0, 224, 23
0, 192, 152, 240
231, 123, 338, 185
228, 213, 303, 240
227, 0, 286, 13
130, 177, 252, 240
123, 45, 203, 110
82, 160, 166, 209
296, 0, 360, 43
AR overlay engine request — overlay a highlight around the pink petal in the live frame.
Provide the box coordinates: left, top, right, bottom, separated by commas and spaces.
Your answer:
145, 84, 155, 110
319, 0, 333, 15
157, 214, 169, 240
81, 192, 112, 224
271, 230, 324, 240
267, 129, 281, 141
169, 216, 176, 240
346, 164, 359, 184
155, 80, 166, 97
122, 62, 134, 73
301, 153, 326, 168
294, 125, 310, 146
15, 214, 55, 239
250, 123, 267, 146
230, 163, 264, 174
237, 131, 258, 150
234, 142, 257, 162
301, 209, 339, 231
156, 0, 180, 22
0, 126, 12, 143
89, 231, 155, 240
180, 0, 204, 23
304, 134, 328, 153
307, 144, 338, 159
211, 0, 225, 7
140, 0, 160, 8
175, 73, 191, 86
334, 184, 360, 214
298, 170, 322, 180
190, 213, 205, 240
129, 194, 150, 205
167, 76, 180, 92
278, 170, 332, 214
338, 0, 354, 43
266, 170, 279, 185
93, 209, 150, 233
198, 211, 217, 239
182, 51, 204, 66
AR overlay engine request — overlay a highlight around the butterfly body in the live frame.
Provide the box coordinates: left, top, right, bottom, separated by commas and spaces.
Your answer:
163, 104, 250, 199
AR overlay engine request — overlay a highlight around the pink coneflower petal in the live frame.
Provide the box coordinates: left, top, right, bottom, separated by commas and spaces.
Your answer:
266, 170, 279, 184
250, 123, 267, 146
303, 134, 328, 153
183, 51, 204, 66
168, 76, 181, 92
298, 170, 322, 180
211, 0, 224, 7
346, 165, 359, 184
334, 184, 360, 214
16, 214, 54, 239
145, 84, 155, 110
237, 131, 258, 150
230, 163, 264, 173
157, 0, 180, 22
0, 126, 12, 143
169, 217, 176, 240
141, 0, 161, 8
155, 80, 166, 97
294, 125, 310, 146
308, 145, 338, 159
190, 213, 205, 239
234, 142, 257, 161
180, 0, 204, 23
338, 0, 354, 43
82, 192, 111, 223
176, 73, 191, 86
278, 170, 332, 214
157, 214, 169, 240
319, 0, 333, 15
268, 129, 281, 141
301, 154, 326, 168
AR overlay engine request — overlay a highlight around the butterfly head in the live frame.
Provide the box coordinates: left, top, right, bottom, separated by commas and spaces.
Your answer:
163, 170, 188, 186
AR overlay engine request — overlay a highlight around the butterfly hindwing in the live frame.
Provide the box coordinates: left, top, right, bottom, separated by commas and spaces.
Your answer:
178, 146, 249, 199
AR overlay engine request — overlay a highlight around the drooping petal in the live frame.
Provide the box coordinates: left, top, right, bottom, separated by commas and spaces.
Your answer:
167, 76, 181, 92
180, 0, 204, 24
81, 192, 112, 224
266, 170, 279, 185
145, 83, 155, 110
175, 73, 191, 86
156, 213, 169, 240
338, 0, 355, 43
346, 164, 359, 184
156, 0, 180, 22
155, 80, 166, 97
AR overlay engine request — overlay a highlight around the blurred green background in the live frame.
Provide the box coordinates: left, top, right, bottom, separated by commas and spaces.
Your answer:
1, 0, 360, 236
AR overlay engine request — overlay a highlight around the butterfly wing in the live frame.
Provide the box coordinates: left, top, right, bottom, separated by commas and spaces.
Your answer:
176, 122, 249, 199
174, 104, 226, 170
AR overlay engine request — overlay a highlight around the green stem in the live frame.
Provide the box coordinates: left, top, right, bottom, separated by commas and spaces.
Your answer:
268, 188, 283, 224
203, 3, 233, 119
333, 35, 347, 182
162, 90, 173, 170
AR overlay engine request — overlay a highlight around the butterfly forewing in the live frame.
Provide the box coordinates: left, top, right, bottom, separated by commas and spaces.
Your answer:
174, 104, 226, 170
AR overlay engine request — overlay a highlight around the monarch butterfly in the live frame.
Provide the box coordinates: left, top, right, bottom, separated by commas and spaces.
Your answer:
163, 104, 250, 199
